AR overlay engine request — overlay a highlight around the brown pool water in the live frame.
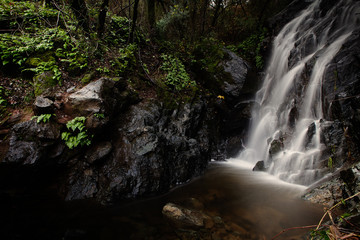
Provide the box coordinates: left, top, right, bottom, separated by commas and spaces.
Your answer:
1, 161, 325, 239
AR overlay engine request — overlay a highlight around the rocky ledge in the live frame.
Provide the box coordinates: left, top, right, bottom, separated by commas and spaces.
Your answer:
0, 50, 255, 204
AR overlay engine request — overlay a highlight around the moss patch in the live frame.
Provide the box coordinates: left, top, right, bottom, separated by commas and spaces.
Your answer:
33, 71, 57, 96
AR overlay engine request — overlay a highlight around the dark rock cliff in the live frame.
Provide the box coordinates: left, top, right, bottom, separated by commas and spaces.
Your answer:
1, 51, 254, 204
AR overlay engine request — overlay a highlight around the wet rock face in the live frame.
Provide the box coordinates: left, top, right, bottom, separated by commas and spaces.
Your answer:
215, 50, 256, 158
303, 162, 360, 211
253, 161, 266, 171
66, 101, 210, 203
268, 0, 312, 35
221, 49, 250, 100
4, 120, 61, 165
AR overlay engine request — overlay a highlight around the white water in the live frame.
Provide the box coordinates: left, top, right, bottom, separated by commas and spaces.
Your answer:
236, 0, 359, 185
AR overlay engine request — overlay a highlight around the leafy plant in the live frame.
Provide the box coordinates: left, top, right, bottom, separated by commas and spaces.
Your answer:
310, 230, 330, 240
328, 157, 333, 169
160, 54, 195, 90
0, 86, 8, 119
61, 116, 92, 149
237, 28, 268, 69
105, 15, 129, 46
27, 60, 62, 83
0, 0, 58, 31
191, 38, 226, 75
55, 39, 88, 75
113, 43, 137, 75
0, 86, 7, 106
96, 67, 110, 74
156, 5, 189, 40
94, 113, 105, 119
31, 113, 54, 123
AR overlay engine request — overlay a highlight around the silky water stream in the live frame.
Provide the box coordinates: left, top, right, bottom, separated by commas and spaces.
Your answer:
3, 0, 360, 239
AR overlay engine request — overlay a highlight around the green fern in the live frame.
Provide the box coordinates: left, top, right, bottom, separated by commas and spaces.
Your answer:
31, 114, 54, 123
61, 117, 92, 149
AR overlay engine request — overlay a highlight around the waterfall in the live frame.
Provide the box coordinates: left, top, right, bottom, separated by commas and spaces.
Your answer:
237, 0, 360, 185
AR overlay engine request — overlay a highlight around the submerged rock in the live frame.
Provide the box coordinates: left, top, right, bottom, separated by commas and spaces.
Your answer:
162, 203, 209, 228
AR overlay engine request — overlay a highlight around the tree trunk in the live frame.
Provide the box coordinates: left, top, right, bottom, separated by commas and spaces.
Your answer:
147, 0, 155, 29
69, 0, 90, 33
98, 0, 110, 37
211, 0, 223, 28
239, 0, 247, 17
129, 0, 140, 42
201, 0, 209, 35
258, 0, 271, 24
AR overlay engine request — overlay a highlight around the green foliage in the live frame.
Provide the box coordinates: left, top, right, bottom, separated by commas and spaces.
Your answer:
310, 230, 330, 240
94, 113, 105, 119
0, 0, 58, 31
96, 67, 110, 74
110, 43, 137, 76
156, 5, 189, 40
192, 38, 225, 73
328, 157, 333, 169
339, 213, 351, 223
0, 29, 53, 67
27, 60, 62, 84
56, 44, 88, 75
0, 86, 8, 119
0, 25, 89, 82
160, 54, 195, 90
0, 86, 8, 106
61, 117, 92, 149
105, 15, 129, 46
31, 114, 54, 124
237, 28, 268, 69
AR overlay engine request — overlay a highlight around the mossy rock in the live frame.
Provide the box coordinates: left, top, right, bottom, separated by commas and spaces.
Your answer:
67, 56, 87, 76
33, 71, 57, 96
25, 52, 55, 67
80, 71, 96, 84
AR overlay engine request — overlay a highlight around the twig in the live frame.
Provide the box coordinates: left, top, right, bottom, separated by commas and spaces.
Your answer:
137, 47, 158, 86
271, 225, 326, 240
272, 192, 360, 240
315, 192, 360, 231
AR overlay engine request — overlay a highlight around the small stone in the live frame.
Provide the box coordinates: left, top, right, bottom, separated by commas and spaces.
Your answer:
85, 142, 112, 164
269, 139, 283, 157
253, 161, 266, 171
33, 96, 54, 115
213, 216, 223, 225
66, 86, 76, 93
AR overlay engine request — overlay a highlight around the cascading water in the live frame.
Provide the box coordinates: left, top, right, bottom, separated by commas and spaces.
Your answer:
237, 0, 360, 185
